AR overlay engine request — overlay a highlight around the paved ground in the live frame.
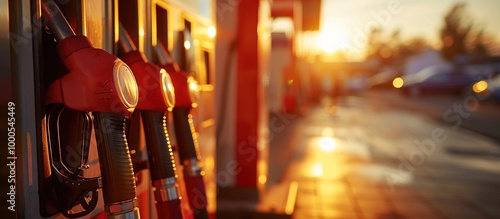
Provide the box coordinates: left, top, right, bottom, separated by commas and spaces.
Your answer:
272, 95, 500, 219
360, 89, 500, 141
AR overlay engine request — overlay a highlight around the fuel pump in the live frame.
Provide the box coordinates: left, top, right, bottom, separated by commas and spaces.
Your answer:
41, 0, 140, 218
155, 42, 209, 219
118, 24, 184, 219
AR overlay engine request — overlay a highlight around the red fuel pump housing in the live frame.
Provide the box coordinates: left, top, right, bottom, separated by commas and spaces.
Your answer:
45, 35, 135, 116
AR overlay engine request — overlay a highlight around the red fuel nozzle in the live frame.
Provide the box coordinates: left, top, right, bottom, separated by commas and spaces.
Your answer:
155, 42, 208, 219
42, 0, 138, 116
118, 24, 175, 112
118, 23, 184, 219
41, 1, 141, 218
155, 42, 198, 109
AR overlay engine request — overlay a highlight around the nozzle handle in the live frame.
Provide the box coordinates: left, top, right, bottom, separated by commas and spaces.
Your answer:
141, 110, 177, 180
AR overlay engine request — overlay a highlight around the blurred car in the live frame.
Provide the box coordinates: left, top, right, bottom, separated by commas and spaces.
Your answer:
367, 69, 400, 89
345, 75, 368, 94
470, 74, 500, 101
395, 64, 478, 97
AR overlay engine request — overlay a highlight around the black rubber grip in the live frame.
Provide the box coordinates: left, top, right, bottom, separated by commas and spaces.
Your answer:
141, 111, 177, 180
93, 112, 137, 204
172, 108, 209, 219
172, 107, 198, 161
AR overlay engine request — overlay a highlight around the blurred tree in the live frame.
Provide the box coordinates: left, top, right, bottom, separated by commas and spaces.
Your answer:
365, 28, 383, 59
440, 2, 473, 60
389, 29, 401, 57
470, 29, 491, 59
392, 36, 429, 68
402, 37, 429, 55
365, 27, 430, 67
365, 28, 398, 66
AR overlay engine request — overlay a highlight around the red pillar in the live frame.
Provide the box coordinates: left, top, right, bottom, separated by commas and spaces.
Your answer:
236, 0, 260, 188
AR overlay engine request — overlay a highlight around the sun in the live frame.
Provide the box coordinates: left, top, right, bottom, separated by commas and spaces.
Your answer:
315, 26, 349, 54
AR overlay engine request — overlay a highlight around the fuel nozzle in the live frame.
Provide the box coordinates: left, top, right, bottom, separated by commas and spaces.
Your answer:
118, 24, 175, 112
42, 0, 138, 115
154, 42, 208, 219
118, 23, 183, 219
41, 1, 140, 218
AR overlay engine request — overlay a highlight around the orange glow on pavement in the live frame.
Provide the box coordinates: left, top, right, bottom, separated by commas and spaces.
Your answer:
311, 162, 324, 177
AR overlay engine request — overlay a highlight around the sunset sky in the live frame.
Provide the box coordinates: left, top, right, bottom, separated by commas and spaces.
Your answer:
307, 0, 500, 60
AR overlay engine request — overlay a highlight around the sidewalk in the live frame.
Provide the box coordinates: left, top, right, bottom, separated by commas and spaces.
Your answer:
359, 89, 500, 142
272, 98, 500, 219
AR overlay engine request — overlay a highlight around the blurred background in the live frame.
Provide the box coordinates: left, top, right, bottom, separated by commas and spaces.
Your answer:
220, 0, 500, 218
284, 0, 500, 101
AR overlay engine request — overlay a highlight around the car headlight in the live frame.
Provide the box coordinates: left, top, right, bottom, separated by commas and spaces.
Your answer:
113, 60, 139, 108
472, 80, 488, 93
393, 77, 404, 88
160, 69, 176, 109
187, 76, 199, 107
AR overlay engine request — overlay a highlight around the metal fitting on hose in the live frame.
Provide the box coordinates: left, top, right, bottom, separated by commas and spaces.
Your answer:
105, 198, 140, 219
107, 209, 141, 219
183, 158, 204, 177
153, 177, 180, 202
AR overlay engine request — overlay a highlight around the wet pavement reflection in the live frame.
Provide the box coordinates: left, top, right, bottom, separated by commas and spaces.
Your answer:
277, 97, 500, 219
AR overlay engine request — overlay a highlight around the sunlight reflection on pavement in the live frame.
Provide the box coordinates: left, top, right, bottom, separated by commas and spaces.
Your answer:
283, 97, 500, 219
